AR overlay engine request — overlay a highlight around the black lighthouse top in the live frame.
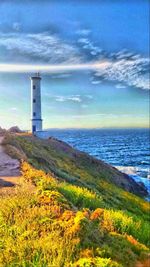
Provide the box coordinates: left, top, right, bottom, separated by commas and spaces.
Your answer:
31, 72, 41, 79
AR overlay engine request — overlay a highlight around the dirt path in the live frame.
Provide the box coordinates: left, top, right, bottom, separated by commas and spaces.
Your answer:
0, 135, 21, 189
0, 136, 20, 176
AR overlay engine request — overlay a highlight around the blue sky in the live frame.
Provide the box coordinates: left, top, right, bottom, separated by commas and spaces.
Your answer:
0, 0, 149, 129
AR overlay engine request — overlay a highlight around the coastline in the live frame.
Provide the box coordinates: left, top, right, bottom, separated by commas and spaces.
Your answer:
36, 129, 150, 200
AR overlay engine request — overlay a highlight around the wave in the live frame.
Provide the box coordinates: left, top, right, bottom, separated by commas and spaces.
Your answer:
116, 166, 150, 199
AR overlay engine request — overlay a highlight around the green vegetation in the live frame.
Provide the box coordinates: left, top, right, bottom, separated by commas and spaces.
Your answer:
0, 163, 149, 267
3, 133, 147, 198
0, 133, 149, 266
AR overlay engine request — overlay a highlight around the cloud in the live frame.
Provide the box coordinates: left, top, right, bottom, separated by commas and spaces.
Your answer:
115, 84, 126, 89
76, 34, 149, 90
0, 31, 149, 91
81, 104, 88, 108
0, 32, 82, 64
65, 113, 106, 119
55, 95, 82, 103
78, 38, 102, 57
78, 38, 90, 45
66, 113, 146, 119
76, 29, 91, 36
0, 56, 148, 91
12, 22, 21, 32
55, 94, 93, 103
8, 107, 20, 117
10, 107, 18, 112
51, 73, 72, 79
91, 79, 102, 85
86, 95, 93, 99
94, 57, 150, 90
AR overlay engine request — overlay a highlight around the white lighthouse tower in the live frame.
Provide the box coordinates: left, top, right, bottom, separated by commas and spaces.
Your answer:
31, 73, 42, 134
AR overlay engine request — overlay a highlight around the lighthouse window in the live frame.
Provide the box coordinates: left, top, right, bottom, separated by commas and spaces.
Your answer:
33, 85, 36, 89
33, 99, 36, 103
33, 112, 36, 117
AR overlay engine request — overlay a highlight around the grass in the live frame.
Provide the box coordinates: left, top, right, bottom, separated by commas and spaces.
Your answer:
3, 133, 147, 197
0, 162, 149, 266
0, 133, 150, 266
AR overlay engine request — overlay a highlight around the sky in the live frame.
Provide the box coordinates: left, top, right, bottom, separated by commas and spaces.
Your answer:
0, 0, 149, 130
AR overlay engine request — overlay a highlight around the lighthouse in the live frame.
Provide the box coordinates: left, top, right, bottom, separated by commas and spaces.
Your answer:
31, 73, 42, 134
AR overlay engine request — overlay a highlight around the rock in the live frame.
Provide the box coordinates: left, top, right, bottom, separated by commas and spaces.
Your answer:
8, 126, 22, 133
0, 136, 21, 177
0, 127, 5, 134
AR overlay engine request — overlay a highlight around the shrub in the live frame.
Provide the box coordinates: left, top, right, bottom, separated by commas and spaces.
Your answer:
59, 183, 104, 210
72, 257, 122, 267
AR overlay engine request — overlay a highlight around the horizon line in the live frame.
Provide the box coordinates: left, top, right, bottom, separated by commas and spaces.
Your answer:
2, 127, 149, 131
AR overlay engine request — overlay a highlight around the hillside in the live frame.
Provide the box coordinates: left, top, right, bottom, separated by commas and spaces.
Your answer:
0, 132, 149, 267
2, 133, 148, 198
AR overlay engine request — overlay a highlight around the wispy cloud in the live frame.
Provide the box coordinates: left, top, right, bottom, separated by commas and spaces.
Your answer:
94, 57, 149, 90
0, 31, 149, 90
10, 107, 18, 112
54, 94, 93, 103
55, 95, 82, 103
78, 37, 102, 57
12, 22, 21, 32
115, 84, 126, 89
43, 94, 93, 104
77, 34, 150, 90
76, 29, 91, 36
90, 79, 102, 85
53, 113, 145, 119
0, 32, 82, 64
81, 104, 88, 108
51, 73, 72, 79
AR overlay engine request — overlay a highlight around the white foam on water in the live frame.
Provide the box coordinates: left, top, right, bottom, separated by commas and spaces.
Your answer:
116, 166, 150, 200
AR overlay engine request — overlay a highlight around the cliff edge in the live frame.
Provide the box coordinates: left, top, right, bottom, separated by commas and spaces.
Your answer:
2, 132, 148, 198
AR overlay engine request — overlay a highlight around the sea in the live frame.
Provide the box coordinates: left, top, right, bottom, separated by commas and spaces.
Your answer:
38, 128, 150, 197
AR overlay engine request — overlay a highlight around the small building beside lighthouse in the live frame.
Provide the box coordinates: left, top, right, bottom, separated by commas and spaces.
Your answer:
31, 73, 42, 134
